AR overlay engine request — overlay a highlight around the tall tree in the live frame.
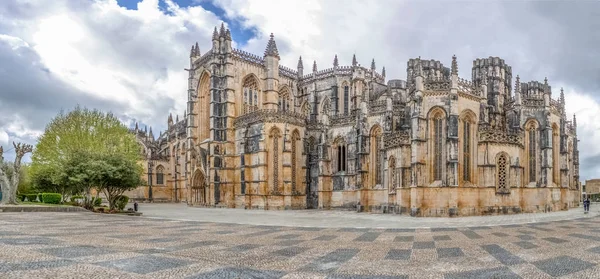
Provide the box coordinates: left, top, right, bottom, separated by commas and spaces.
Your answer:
31, 106, 141, 196
95, 153, 144, 210
1, 142, 34, 204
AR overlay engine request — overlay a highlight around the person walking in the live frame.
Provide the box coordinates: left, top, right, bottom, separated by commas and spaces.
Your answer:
584, 198, 590, 213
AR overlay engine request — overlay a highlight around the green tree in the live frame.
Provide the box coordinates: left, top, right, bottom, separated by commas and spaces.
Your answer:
1, 143, 33, 204
95, 153, 144, 210
30, 106, 141, 198
17, 163, 32, 194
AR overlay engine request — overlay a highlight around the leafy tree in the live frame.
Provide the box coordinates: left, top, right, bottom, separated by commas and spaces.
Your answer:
30, 106, 141, 198
95, 153, 144, 210
17, 163, 32, 194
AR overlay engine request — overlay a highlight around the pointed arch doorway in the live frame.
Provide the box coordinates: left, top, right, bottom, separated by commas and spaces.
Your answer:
191, 169, 207, 205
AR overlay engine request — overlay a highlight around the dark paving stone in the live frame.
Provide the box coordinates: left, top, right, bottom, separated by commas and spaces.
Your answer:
272, 246, 309, 257
384, 228, 415, 233
138, 241, 221, 254
0, 260, 74, 272
413, 241, 435, 249
394, 236, 414, 242
467, 226, 491, 230
275, 234, 301, 240
313, 235, 338, 241
481, 244, 525, 266
513, 241, 538, 249
252, 225, 283, 230
444, 266, 521, 279
433, 235, 451, 241
437, 247, 464, 258
517, 235, 535, 241
107, 234, 144, 239
0, 231, 26, 236
461, 230, 482, 239
301, 248, 360, 273
294, 227, 323, 231
0, 237, 58, 246
338, 228, 369, 232
517, 230, 534, 235
431, 228, 458, 232
384, 249, 411, 260
245, 230, 280, 237
145, 238, 177, 243
533, 256, 595, 277
39, 246, 115, 258
213, 230, 235, 235
327, 275, 407, 279
569, 233, 600, 241
96, 255, 191, 274
178, 228, 205, 232
559, 225, 574, 229
229, 244, 262, 252
527, 225, 553, 232
492, 232, 509, 237
186, 267, 285, 279
354, 232, 381, 242
274, 240, 304, 246
588, 246, 600, 254
542, 237, 569, 244
501, 224, 523, 228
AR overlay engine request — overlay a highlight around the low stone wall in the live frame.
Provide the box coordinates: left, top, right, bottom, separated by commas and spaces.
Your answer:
0, 206, 88, 213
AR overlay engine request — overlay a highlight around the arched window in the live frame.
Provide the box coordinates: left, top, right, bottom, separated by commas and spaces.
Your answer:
301, 101, 311, 117
278, 88, 291, 112
270, 128, 282, 193
343, 85, 349, 115
370, 125, 383, 186
291, 130, 301, 193
460, 110, 476, 184
429, 108, 446, 182
197, 72, 211, 140
156, 165, 165, 185
525, 120, 538, 184
497, 153, 508, 191
335, 138, 347, 173
552, 123, 560, 185
321, 98, 331, 117
242, 75, 259, 114
389, 156, 397, 193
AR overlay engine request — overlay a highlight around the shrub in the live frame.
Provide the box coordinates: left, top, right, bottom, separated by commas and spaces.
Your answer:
17, 194, 26, 202
26, 194, 38, 202
37, 193, 43, 202
96, 207, 104, 213
114, 195, 129, 211
93, 197, 102, 207
41, 193, 62, 204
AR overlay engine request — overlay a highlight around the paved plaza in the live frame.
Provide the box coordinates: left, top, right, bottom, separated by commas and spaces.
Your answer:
1, 206, 600, 278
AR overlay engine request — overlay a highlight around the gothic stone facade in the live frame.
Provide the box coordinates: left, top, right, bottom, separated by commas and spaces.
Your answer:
131, 24, 581, 217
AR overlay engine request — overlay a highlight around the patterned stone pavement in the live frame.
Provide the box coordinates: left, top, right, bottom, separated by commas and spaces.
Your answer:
2, 212, 600, 278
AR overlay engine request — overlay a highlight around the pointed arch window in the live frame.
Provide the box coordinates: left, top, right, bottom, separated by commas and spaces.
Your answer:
156, 165, 165, 185
270, 128, 281, 193
552, 124, 560, 185
389, 156, 397, 193
335, 138, 347, 173
370, 126, 383, 186
279, 89, 291, 112
462, 119, 471, 181
291, 131, 300, 193
497, 154, 508, 191
343, 85, 349, 115
243, 76, 259, 114
526, 122, 538, 183
434, 117, 443, 181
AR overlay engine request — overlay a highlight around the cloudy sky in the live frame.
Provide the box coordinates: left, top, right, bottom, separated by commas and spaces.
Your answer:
1, 0, 599, 181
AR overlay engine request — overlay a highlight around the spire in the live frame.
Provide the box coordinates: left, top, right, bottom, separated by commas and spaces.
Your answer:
190, 44, 195, 57
168, 113, 173, 123
264, 33, 280, 58
371, 58, 376, 71
297, 56, 303, 69
212, 27, 218, 40
333, 54, 339, 67
149, 127, 154, 139
560, 87, 565, 105
352, 54, 357, 67
312, 60, 317, 72
573, 114, 577, 128
135, 122, 139, 131
176, 114, 179, 122
382, 66, 386, 78
144, 125, 147, 134
225, 29, 232, 41
184, 110, 187, 118
514, 75, 520, 94
219, 23, 226, 37
195, 42, 200, 56
451, 55, 458, 75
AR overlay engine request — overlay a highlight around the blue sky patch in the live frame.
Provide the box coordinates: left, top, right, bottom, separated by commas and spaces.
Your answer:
115, 0, 257, 45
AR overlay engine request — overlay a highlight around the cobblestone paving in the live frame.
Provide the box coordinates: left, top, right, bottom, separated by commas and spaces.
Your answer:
2, 212, 600, 278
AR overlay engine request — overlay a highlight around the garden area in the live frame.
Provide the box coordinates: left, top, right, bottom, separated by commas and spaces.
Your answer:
1, 106, 145, 215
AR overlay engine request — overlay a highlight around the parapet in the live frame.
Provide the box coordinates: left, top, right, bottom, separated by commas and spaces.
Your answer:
388, 79, 406, 89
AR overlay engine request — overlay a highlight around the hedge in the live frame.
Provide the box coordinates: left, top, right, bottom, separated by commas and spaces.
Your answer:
26, 194, 38, 202
41, 193, 62, 204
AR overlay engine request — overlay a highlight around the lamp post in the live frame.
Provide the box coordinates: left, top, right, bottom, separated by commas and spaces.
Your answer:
148, 161, 154, 202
